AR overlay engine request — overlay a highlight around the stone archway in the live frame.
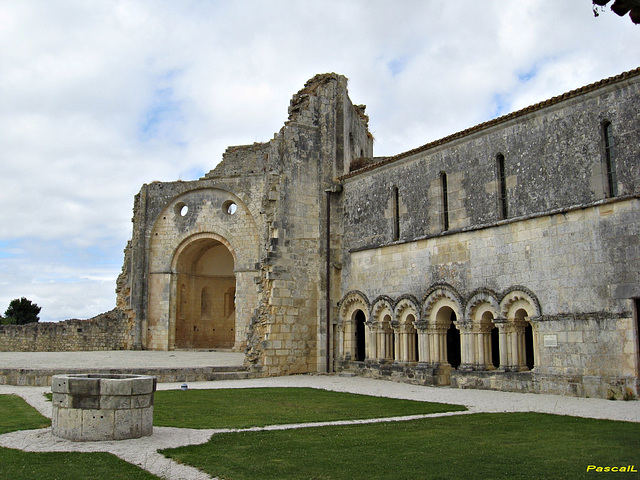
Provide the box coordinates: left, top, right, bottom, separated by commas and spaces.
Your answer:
174, 238, 236, 349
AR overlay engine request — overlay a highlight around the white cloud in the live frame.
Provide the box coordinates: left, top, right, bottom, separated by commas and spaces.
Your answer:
0, 0, 638, 321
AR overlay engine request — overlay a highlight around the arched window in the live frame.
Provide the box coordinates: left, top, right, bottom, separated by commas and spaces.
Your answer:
497, 154, 508, 219
603, 122, 617, 197
440, 172, 449, 231
392, 186, 400, 241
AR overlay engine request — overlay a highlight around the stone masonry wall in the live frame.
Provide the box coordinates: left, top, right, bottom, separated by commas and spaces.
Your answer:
341, 72, 640, 251
337, 70, 640, 397
0, 309, 132, 352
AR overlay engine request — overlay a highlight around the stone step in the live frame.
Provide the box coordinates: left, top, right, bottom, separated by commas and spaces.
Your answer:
0, 365, 254, 387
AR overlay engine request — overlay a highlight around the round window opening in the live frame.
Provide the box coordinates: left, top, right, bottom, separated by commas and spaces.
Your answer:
223, 201, 237, 215
175, 202, 189, 218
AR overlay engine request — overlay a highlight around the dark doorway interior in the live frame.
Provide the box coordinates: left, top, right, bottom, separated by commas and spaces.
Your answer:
446, 312, 461, 369
355, 310, 366, 361
525, 323, 534, 370
491, 326, 500, 368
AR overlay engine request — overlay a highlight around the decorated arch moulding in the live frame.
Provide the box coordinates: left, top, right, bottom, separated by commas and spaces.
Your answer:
464, 288, 500, 323
422, 283, 463, 324
338, 290, 370, 323
393, 295, 420, 324
371, 295, 395, 323
499, 285, 542, 320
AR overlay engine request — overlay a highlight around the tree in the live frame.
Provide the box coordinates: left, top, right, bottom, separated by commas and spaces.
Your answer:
4, 297, 41, 325
593, 0, 640, 24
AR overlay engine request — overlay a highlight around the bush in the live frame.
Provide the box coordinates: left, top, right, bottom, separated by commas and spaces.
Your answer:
4, 297, 41, 325
0, 316, 18, 325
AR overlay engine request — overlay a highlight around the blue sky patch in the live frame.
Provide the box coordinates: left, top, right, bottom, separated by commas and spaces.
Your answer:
491, 92, 512, 118
139, 71, 186, 143
517, 64, 539, 83
180, 166, 207, 181
0, 240, 19, 259
387, 56, 409, 77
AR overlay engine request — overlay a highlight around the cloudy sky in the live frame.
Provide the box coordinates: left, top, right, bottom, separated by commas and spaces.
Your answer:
1, 1, 638, 322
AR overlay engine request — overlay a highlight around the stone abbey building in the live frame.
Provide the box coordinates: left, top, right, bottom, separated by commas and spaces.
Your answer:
112, 67, 638, 399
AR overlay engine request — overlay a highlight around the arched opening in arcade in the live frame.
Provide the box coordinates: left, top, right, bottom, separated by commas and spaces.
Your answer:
174, 238, 236, 349
515, 308, 535, 370
436, 306, 460, 369
354, 309, 366, 361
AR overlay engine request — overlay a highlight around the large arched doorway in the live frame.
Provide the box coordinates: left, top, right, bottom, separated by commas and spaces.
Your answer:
174, 238, 236, 349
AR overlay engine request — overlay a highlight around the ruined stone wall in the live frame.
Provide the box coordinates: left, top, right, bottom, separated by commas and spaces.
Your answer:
0, 309, 132, 352
248, 73, 372, 374
117, 73, 372, 378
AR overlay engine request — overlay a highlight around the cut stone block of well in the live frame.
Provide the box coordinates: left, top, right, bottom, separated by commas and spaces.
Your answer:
51, 373, 156, 441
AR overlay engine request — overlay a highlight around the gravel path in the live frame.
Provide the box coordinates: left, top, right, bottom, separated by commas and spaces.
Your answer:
1, 375, 638, 480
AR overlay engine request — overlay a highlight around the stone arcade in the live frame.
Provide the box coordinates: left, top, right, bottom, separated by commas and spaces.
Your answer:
5, 69, 638, 399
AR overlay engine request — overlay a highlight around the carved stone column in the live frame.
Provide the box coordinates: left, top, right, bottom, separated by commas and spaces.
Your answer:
404, 324, 417, 363
513, 320, 528, 371
376, 321, 394, 363
414, 319, 430, 365
428, 324, 449, 366
391, 320, 402, 363
456, 320, 474, 371
493, 317, 509, 371
384, 324, 395, 362
473, 322, 495, 370
365, 320, 377, 361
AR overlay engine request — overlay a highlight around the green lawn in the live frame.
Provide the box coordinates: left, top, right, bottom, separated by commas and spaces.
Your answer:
0, 395, 159, 480
0, 394, 50, 434
3, 389, 640, 480
153, 387, 465, 428
162, 412, 640, 480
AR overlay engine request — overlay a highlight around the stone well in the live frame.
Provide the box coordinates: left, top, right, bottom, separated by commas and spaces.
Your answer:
51, 373, 156, 441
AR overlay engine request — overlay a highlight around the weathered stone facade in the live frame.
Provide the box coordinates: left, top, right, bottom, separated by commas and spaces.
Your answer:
334, 67, 640, 399
18, 68, 634, 399
117, 73, 373, 376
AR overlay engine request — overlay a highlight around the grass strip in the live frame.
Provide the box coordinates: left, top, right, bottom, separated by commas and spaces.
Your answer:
153, 387, 465, 429
162, 412, 640, 480
0, 449, 161, 479
0, 394, 50, 434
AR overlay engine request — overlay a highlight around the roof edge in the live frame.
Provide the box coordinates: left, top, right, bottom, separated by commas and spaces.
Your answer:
340, 66, 640, 180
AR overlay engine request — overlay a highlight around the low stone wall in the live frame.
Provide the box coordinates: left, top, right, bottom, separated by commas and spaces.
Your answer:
451, 370, 637, 400
340, 360, 638, 399
0, 309, 133, 352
